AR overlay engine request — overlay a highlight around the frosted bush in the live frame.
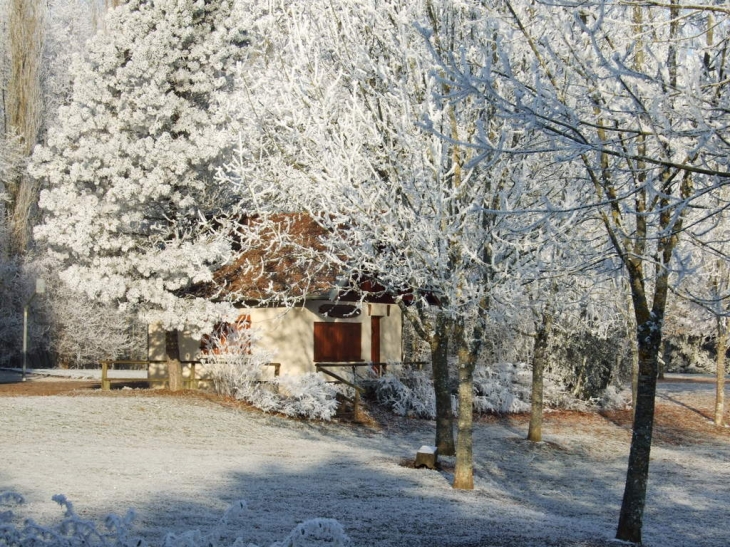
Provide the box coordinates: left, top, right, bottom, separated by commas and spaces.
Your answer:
208, 359, 339, 421
203, 325, 339, 420
374, 369, 436, 418
663, 334, 715, 373
596, 385, 632, 411
0, 493, 350, 547
276, 374, 339, 420
472, 363, 531, 414
376, 361, 628, 417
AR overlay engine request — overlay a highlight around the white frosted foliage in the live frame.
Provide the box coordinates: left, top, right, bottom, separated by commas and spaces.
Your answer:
30, 0, 250, 331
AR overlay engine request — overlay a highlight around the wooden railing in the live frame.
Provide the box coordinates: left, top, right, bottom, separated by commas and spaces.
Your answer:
100, 360, 281, 391
314, 362, 401, 420
314, 361, 430, 420
100, 360, 157, 391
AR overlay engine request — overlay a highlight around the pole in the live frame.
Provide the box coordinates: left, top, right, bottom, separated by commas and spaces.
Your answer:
22, 303, 29, 381
21, 279, 44, 382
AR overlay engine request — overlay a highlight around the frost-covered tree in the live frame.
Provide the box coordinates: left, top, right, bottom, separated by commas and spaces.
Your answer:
30, 0, 252, 373
1, 0, 45, 253
671, 187, 730, 426
0, 0, 111, 364
434, 0, 730, 542
48, 282, 147, 367
42, 1, 103, 126
218, 0, 584, 488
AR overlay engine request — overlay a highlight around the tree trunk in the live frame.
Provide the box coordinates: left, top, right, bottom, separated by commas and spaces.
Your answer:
7, 0, 45, 254
715, 317, 727, 427
400, 303, 456, 457
616, 318, 661, 544
453, 360, 474, 489
631, 327, 639, 419
431, 312, 455, 455
165, 329, 183, 392
528, 308, 553, 443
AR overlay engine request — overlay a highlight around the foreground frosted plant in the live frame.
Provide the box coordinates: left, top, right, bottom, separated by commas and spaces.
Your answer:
0, 493, 350, 547
271, 519, 351, 547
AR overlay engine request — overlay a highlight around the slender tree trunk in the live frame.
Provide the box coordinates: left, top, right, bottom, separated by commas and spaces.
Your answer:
628, 303, 640, 418
451, 314, 481, 490
616, 315, 662, 543
715, 317, 727, 427
165, 329, 183, 391
453, 358, 475, 489
528, 308, 553, 443
431, 312, 455, 455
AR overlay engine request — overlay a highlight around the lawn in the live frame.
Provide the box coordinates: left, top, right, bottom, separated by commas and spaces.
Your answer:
0, 376, 728, 546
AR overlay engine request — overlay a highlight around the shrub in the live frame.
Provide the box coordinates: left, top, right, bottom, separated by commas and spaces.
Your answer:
472, 363, 531, 414
375, 361, 630, 417
203, 325, 339, 421
374, 369, 437, 418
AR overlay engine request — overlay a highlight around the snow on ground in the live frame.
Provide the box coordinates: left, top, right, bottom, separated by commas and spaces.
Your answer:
1, 381, 728, 547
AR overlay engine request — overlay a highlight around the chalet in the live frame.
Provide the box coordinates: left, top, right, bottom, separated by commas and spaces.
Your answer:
147, 214, 403, 382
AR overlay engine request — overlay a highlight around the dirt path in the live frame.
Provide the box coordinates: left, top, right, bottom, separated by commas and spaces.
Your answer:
0, 370, 99, 395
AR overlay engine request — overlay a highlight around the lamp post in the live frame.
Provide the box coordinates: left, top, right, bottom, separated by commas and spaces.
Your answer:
22, 278, 45, 382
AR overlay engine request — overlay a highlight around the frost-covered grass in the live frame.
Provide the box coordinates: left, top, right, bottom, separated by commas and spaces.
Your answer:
0, 381, 728, 547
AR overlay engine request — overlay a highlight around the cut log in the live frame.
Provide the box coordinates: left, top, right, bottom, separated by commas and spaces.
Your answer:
414, 445, 438, 469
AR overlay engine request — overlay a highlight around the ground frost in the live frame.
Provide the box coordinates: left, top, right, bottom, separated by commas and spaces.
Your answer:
0, 382, 727, 546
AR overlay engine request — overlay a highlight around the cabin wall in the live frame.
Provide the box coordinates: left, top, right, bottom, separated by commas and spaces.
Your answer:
147, 301, 403, 380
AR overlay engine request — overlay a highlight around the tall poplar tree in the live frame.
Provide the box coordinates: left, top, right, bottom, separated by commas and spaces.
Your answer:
5, 0, 44, 253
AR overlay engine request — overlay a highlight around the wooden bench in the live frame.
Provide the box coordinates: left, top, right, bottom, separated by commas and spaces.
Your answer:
101, 359, 206, 390
100, 360, 151, 391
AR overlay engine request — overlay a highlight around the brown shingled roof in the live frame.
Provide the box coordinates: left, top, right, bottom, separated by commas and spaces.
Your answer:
205, 213, 341, 303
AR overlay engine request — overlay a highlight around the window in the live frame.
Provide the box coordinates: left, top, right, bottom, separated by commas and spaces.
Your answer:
313, 322, 362, 362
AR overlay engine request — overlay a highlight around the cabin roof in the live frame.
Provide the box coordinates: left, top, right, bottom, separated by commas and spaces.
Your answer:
199, 213, 339, 303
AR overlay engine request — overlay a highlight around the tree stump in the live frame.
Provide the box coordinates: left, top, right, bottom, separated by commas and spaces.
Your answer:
414, 445, 438, 469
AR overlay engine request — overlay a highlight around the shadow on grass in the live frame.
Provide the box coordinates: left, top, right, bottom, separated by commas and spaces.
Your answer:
2, 388, 729, 547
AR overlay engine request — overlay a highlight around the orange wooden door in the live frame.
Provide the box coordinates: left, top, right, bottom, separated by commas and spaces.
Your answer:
371, 316, 382, 375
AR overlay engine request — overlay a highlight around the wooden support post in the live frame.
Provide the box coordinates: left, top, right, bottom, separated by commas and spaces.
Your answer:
165, 330, 183, 391
101, 361, 110, 391
189, 362, 197, 390
353, 389, 362, 422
